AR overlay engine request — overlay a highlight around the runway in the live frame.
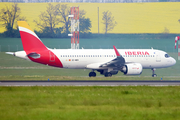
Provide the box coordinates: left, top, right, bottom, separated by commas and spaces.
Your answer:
1, 80, 180, 86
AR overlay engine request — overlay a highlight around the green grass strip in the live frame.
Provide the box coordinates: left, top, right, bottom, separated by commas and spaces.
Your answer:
0, 86, 180, 120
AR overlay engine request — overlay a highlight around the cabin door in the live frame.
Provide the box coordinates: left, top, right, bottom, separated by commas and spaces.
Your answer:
156, 52, 161, 62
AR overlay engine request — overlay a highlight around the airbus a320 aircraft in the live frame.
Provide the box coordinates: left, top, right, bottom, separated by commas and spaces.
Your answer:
6, 21, 176, 77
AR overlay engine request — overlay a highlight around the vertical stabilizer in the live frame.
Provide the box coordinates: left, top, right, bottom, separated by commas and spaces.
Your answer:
17, 21, 47, 52
17, 21, 63, 68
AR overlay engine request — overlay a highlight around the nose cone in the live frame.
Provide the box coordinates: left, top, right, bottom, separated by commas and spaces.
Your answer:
171, 57, 176, 66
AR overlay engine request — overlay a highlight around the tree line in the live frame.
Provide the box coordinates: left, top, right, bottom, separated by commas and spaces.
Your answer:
0, 3, 117, 38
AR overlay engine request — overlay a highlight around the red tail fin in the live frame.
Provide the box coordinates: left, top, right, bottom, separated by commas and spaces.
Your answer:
17, 21, 47, 52
17, 21, 63, 68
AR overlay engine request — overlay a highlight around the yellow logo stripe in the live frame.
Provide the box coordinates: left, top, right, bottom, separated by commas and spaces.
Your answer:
17, 21, 34, 33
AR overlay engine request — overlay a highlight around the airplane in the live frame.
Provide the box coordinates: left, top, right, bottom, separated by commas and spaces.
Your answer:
6, 21, 176, 77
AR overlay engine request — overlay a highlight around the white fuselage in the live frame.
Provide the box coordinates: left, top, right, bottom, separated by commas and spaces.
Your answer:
15, 48, 176, 70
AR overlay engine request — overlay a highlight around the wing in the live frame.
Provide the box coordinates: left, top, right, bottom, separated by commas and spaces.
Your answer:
100, 46, 125, 68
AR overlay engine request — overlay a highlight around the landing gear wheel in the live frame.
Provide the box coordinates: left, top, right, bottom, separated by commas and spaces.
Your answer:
89, 72, 96, 77
100, 71, 104, 75
104, 72, 112, 77
152, 74, 157, 77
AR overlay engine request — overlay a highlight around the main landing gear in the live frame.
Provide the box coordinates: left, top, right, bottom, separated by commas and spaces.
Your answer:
152, 68, 157, 77
89, 70, 113, 77
104, 72, 112, 77
89, 70, 96, 77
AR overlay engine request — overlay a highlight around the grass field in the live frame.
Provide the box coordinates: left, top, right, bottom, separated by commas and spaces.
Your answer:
0, 37, 180, 119
1, 86, 180, 119
0, 2, 180, 33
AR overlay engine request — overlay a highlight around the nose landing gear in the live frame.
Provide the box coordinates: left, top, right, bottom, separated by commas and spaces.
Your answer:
152, 68, 157, 77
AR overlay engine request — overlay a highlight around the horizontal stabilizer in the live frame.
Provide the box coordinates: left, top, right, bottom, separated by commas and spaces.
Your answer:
5, 52, 15, 56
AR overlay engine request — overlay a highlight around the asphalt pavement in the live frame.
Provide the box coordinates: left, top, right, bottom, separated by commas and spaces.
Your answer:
1, 80, 180, 86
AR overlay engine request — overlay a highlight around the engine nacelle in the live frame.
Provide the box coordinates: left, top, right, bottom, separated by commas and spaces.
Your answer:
122, 63, 143, 75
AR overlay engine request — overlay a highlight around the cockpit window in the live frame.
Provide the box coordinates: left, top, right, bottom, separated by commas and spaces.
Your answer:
165, 54, 170, 58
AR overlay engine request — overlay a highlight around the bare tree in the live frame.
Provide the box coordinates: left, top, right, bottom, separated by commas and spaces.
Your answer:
102, 10, 117, 34
0, 3, 26, 32
34, 3, 91, 37
34, 3, 60, 34
57, 4, 71, 34
57, 6, 91, 34
79, 10, 91, 33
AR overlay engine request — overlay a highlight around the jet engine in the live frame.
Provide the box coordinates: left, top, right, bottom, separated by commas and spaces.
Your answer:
121, 63, 143, 75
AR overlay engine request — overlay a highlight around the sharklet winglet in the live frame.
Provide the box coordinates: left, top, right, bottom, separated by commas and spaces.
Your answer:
113, 45, 121, 57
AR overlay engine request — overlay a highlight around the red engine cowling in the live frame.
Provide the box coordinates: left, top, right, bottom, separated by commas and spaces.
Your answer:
122, 63, 143, 75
